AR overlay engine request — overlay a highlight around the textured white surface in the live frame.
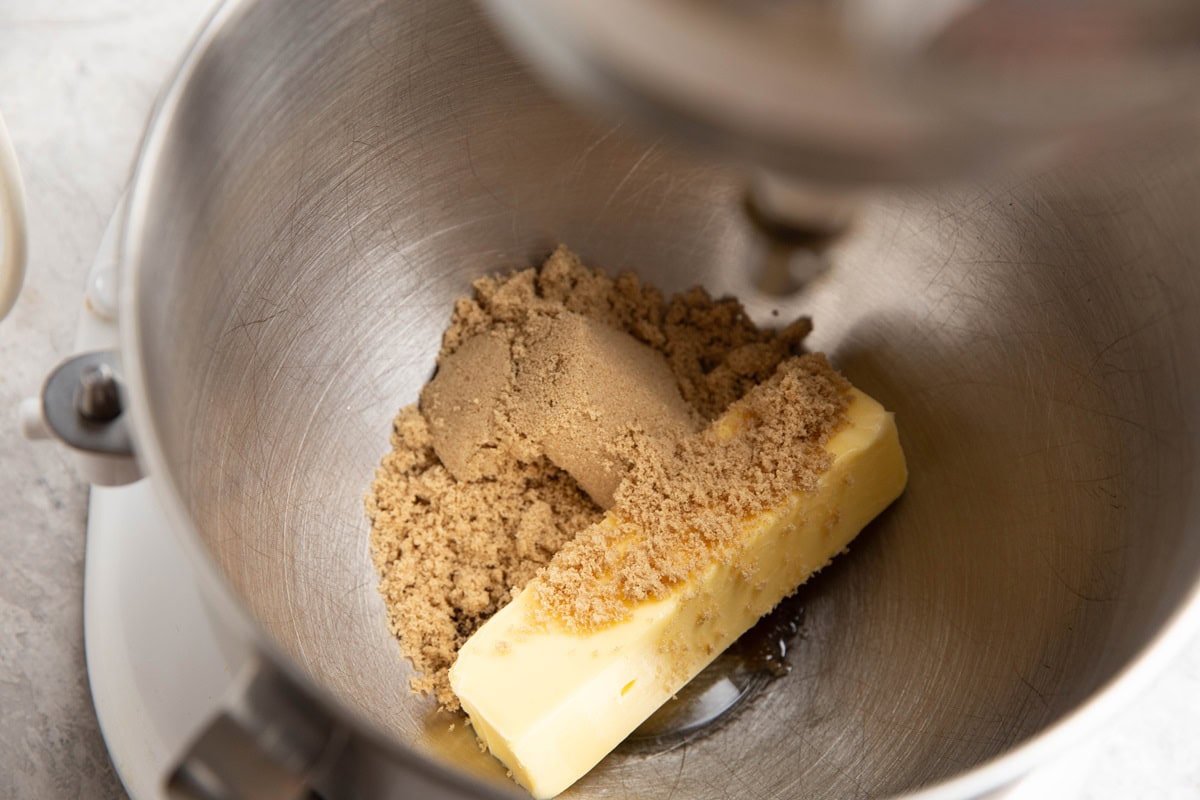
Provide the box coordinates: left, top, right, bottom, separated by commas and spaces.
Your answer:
0, 1, 1197, 799
0, 3, 215, 797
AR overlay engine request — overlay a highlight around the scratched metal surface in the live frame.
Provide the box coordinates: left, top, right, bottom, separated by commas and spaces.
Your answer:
112, 0, 1200, 798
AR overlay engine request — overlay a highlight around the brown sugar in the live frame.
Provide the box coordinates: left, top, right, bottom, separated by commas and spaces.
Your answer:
419, 332, 511, 483
508, 312, 701, 507
422, 311, 700, 508
367, 406, 600, 709
438, 246, 812, 422
365, 245, 827, 709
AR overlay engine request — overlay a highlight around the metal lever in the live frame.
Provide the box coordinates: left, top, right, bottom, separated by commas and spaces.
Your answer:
167, 659, 348, 800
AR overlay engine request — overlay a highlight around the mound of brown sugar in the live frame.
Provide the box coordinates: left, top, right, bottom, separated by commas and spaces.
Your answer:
425, 311, 701, 508
368, 407, 599, 708
531, 353, 850, 629
438, 246, 813, 420
366, 246, 817, 710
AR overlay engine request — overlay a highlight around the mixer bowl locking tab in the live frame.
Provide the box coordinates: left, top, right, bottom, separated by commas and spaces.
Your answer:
20, 350, 143, 486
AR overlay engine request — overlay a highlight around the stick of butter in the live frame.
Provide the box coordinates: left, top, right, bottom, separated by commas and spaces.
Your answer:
450, 387, 907, 798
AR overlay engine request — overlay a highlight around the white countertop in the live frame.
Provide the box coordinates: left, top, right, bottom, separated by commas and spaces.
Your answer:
0, 1, 1198, 798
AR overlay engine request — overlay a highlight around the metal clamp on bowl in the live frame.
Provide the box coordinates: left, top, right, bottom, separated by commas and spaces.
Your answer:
20, 350, 143, 486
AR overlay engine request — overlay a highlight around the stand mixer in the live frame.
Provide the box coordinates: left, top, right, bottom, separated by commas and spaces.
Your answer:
8, 1, 1200, 799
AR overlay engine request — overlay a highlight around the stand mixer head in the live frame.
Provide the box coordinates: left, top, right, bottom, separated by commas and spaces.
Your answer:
483, 0, 1200, 231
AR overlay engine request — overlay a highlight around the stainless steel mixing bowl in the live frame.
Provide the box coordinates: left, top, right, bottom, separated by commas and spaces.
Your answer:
120, 0, 1200, 797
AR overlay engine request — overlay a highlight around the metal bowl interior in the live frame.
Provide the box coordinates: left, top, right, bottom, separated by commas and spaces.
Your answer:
123, 0, 1200, 797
